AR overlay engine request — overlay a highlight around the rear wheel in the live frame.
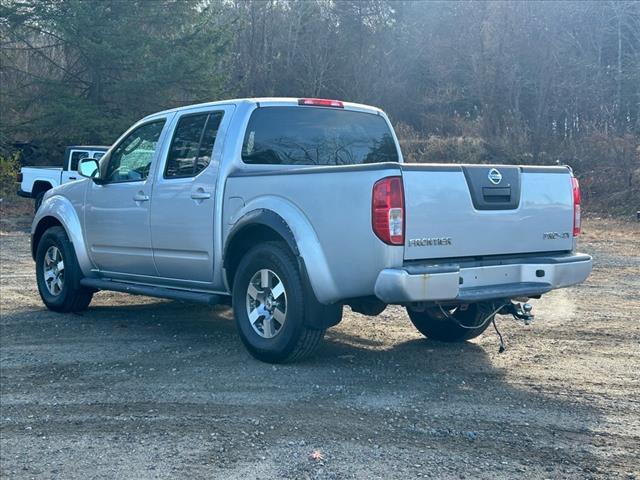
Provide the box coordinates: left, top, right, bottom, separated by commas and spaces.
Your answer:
406, 303, 495, 342
232, 242, 327, 363
35, 226, 93, 312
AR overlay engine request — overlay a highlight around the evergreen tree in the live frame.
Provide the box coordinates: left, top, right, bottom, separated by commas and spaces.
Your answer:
1, 0, 231, 145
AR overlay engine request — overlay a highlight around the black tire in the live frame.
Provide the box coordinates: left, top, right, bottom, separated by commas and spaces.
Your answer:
232, 242, 328, 363
406, 303, 494, 342
35, 226, 93, 313
34, 191, 45, 213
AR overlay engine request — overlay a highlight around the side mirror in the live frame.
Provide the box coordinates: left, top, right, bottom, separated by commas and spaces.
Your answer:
78, 157, 101, 181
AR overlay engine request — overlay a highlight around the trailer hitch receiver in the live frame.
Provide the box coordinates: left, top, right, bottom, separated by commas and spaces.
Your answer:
501, 302, 534, 325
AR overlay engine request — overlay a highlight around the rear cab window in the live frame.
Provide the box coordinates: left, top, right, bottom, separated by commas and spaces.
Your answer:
69, 150, 90, 171
242, 106, 399, 166
69, 150, 106, 170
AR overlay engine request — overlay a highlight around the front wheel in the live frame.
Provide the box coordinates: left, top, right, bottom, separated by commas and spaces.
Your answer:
406, 303, 495, 342
232, 242, 328, 363
35, 226, 93, 312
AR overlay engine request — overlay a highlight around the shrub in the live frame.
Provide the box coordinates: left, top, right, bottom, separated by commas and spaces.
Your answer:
395, 123, 489, 164
0, 152, 20, 199
394, 123, 639, 217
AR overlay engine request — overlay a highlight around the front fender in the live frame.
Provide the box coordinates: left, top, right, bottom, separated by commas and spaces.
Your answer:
227, 196, 340, 304
32, 190, 93, 276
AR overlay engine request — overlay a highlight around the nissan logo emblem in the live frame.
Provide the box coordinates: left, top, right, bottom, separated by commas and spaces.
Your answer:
488, 168, 502, 185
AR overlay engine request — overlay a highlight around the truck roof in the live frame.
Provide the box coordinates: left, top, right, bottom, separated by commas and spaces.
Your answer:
143, 97, 384, 121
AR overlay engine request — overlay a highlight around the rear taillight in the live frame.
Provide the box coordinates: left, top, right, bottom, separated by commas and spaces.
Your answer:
298, 98, 344, 108
372, 176, 404, 245
16, 172, 23, 183
572, 176, 581, 236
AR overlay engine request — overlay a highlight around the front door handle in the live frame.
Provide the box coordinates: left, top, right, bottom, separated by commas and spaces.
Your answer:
133, 192, 149, 202
191, 189, 211, 200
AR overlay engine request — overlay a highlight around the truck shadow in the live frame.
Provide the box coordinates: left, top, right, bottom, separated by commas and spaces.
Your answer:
76, 299, 494, 368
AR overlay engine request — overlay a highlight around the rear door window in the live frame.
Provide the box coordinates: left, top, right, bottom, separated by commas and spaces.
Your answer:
241, 107, 399, 166
164, 111, 224, 178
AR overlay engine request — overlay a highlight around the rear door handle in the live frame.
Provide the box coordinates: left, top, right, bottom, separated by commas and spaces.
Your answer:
191, 189, 211, 200
69, 176, 77, 180
133, 192, 149, 202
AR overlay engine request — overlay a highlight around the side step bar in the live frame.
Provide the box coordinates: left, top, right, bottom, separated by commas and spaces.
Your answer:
80, 278, 226, 306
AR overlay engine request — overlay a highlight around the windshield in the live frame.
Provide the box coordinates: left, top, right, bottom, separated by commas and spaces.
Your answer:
242, 107, 399, 166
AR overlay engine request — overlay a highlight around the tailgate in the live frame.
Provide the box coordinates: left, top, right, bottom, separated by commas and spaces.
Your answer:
401, 164, 574, 260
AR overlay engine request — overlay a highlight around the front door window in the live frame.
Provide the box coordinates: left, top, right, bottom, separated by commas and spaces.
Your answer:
105, 121, 165, 183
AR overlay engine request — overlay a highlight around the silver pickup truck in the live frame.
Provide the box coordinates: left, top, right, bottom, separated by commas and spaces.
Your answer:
31, 97, 592, 362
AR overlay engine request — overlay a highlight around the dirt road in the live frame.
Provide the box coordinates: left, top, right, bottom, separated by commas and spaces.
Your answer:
1, 217, 638, 479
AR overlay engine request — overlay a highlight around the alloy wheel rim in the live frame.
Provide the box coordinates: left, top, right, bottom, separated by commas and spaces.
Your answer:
43, 246, 65, 296
246, 269, 287, 339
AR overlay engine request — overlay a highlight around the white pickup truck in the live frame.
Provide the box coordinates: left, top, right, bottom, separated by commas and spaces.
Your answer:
31, 98, 592, 363
17, 145, 108, 211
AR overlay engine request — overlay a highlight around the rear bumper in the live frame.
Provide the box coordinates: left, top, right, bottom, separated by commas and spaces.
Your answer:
374, 252, 592, 303
17, 189, 33, 199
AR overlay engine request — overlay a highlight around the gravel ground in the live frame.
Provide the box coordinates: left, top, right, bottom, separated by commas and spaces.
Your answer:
1, 216, 639, 479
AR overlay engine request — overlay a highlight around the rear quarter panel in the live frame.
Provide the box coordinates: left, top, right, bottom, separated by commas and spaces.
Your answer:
21, 167, 63, 193
224, 165, 404, 303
